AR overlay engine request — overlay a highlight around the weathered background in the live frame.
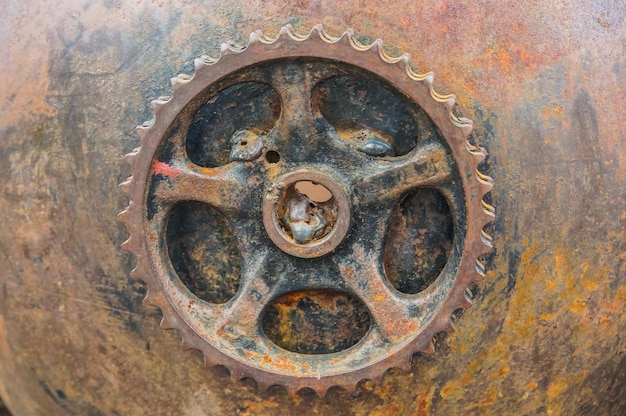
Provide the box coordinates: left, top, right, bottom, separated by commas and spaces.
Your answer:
0, 0, 624, 414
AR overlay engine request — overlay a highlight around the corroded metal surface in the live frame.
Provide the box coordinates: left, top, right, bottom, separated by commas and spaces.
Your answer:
0, 0, 624, 415
119, 26, 492, 395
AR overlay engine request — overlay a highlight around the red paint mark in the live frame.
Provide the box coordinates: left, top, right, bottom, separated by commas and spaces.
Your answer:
153, 160, 182, 178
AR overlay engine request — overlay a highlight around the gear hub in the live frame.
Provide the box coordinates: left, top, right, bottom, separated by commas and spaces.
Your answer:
119, 25, 494, 396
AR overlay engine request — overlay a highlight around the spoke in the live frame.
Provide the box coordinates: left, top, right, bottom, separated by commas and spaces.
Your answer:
214, 249, 275, 343
268, 64, 319, 158
339, 246, 422, 341
150, 161, 250, 213
354, 141, 453, 204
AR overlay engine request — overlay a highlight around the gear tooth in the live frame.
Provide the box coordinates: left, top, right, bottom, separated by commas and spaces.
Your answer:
460, 124, 473, 136
248, 31, 260, 45
124, 150, 139, 167
125, 146, 140, 158
150, 96, 171, 111
481, 202, 496, 222
443, 94, 456, 109
477, 172, 494, 192
202, 54, 218, 64
432, 89, 456, 108
313, 384, 330, 398
181, 339, 195, 351
132, 260, 152, 282
160, 315, 175, 329
144, 288, 167, 308
464, 287, 474, 306
135, 127, 146, 139
254, 29, 274, 44
315, 24, 341, 44
131, 270, 149, 285
129, 264, 142, 281
367, 374, 383, 388
423, 71, 435, 85
479, 179, 494, 196
450, 114, 470, 136
142, 119, 154, 128
171, 74, 191, 93
143, 288, 155, 306
481, 211, 495, 227
255, 379, 271, 393
342, 382, 358, 395
445, 318, 456, 333
370, 38, 384, 55
396, 53, 411, 70
475, 260, 486, 277
405, 63, 432, 82
480, 230, 494, 249
200, 354, 213, 367
379, 44, 405, 65
467, 144, 486, 163
280, 24, 296, 40
348, 32, 369, 51
254, 29, 267, 42
117, 206, 130, 222
120, 236, 134, 252
193, 57, 206, 71
337, 28, 354, 46
398, 359, 412, 372
341, 384, 356, 394
477, 170, 493, 182
284, 384, 299, 396
310, 23, 324, 39
136, 126, 149, 141
222, 40, 246, 55
423, 338, 436, 354
118, 180, 132, 196
229, 368, 245, 382
455, 117, 474, 136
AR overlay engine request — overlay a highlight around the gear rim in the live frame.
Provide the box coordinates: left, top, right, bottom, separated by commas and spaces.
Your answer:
119, 24, 495, 396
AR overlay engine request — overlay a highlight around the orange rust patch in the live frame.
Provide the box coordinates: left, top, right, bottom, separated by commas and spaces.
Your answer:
153, 160, 182, 178
547, 380, 568, 399
540, 104, 564, 122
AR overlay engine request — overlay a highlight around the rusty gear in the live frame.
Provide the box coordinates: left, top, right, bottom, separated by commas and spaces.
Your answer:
119, 24, 494, 396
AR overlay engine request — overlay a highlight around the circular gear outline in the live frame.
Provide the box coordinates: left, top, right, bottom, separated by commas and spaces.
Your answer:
119, 24, 495, 396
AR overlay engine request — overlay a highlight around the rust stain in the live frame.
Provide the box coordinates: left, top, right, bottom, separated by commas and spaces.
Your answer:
153, 160, 182, 178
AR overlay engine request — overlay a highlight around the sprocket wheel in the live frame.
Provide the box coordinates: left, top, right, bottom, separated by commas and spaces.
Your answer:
119, 24, 494, 396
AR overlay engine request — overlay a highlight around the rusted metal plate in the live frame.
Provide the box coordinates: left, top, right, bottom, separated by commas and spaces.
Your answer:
0, 0, 624, 415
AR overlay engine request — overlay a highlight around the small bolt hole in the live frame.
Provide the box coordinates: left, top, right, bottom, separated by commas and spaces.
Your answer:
266, 150, 280, 164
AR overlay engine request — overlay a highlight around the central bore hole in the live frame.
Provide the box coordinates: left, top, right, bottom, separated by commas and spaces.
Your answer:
276, 181, 337, 244
294, 181, 332, 203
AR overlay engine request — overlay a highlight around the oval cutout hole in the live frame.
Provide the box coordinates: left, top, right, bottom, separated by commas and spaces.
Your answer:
166, 201, 241, 304
262, 291, 370, 354
314, 75, 420, 156
186, 82, 280, 167
384, 189, 453, 294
